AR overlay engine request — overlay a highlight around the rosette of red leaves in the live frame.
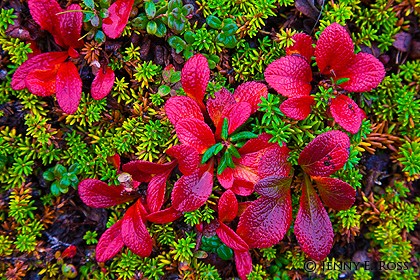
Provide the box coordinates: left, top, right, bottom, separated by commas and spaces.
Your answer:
11, 0, 118, 114
236, 130, 356, 261
265, 23, 385, 133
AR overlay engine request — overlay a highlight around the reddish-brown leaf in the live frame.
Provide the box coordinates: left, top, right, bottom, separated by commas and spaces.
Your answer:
146, 206, 183, 224
315, 23, 355, 75
91, 66, 115, 100
234, 250, 253, 280
11, 52, 68, 90
313, 176, 356, 211
102, 0, 134, 39
78, 179, 136, 208
166, 145, 200, 175
122, 160, 176, 182
258, 145, 291, 178
295, 182, 333, 261
175, 118, 215, 154
330, 95, 365, 134
96, 220, 124, 262
28, 0, 65, 47
286, 33, 314, 62
298, 130, 350, 177
181, 54, 210, 107
171, 171, 213, 212
337, 52, 385, 92
121, 201, 153, 257
280, 96, 315, 120
216, 222, 249, 251
146, 170, 172, 213
56, 62, 82, 114
233, 82, 268, 113
207, 88, 236, 129
26, 67, 59, 97
218, 190, 238, 223
264, 56, 312, 97
59, 4, 83, 49
165, 96, 204, 126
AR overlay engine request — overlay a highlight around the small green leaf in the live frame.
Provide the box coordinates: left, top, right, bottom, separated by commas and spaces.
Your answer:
84, 0, 95, 10
169, 71, 181, 83
158, 85, 171, 96
216, 244, 233, 260
168, 36, 187, 53
206, 15, 222, 29
51, 182, 60, 196
60, 177, 71, 188
99, 8, 109, 19
217, 152, 229, 175
230, 131, 258, 142
43, 170, 55, 181
183, 31, 195, 44
69, 164, 80, 174
95, 30, 105, 43
132, 14, 148, 29
145, 1, 156, 19
146, 21, 158, 35
54, 164, 67, 176
84, 11, 95, 22
225, 151, 235, 168
221, 118, 229, 140
155, 20, 167, 37
228, 145, 241, 159
335, 77, 350, 85
202, 143, 223, 164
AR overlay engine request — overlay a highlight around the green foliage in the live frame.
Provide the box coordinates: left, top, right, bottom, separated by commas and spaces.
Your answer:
398, 141, 420, 177
43, 164, 80, 196
247, 264, 268, 279
354, 267, 372, 280
200, 235, 233, 260
149, 223, 176, 246
0, 235, 13, 256
193, 262, 222, 280
133, 61, 162, 88
0, 37, 33, 66
336, 206, 361, 230
83, 230, 98, 245
171, 234, 196, 262
261, 247, 277, 261
0, 8, 17, 31
140, 257, 165, 280
65, 93, 107, 127
8, 188, 37, 224
112, 250, 143, 280
80, 0, 111, 42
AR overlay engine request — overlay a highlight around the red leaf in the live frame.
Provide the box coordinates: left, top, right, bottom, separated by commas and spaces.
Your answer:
237, 133, 273, 155
146, 206, 183, 224
171, 171, 213, 212
175, 118, 215, 154
217, 167, 234, 190
216, 222, 249, 251
207, 88, 236, 129
236, 194, 292, 248
218, 190, 238, 223
254, 176, 292, 198
121, 200, 153, 257
146, 170, 172, 213
165, 96, 204, 126
61, 245, 77, 259
286, 33, 314, 62
280, 96, 314, 120
166, 145, 200, 176
313, 176, 356, 211
264, 56, 312, 97
298, 130, 350, 177
102, 0, 134, 39
330, 95, 365, 134
258, 145, 292, 178
315, 23, 355, 75
11, 52, 68, 90
230, 179, 255, 196
91, 66, 115, 100
59, 4, 83, 49
214, 102, 251, 138
233, 82, 268, 113
78, 179, 136, 208
234, 250, 253, 280
56, 62, 82, 114
337, 52, 385, 92
26, 67, 59, 97
28, 0, 65, 47
122, 160, 176, 182
295, 182, 333, 261
96, 220, 124, 262
107, 154, 121, 170
181, 54, 210, 108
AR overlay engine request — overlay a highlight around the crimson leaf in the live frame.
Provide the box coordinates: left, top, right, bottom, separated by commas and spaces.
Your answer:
234, 250, 253, 280
96, 220, 124, 262
286, 33, 314, 62
102, 0, 134, 39
146, 206, 183, 224
59, 4, 83, 49
165, 96, 204, 126
146, 170, 172, 213
175, 118, 215, 154
233, 82, 268, 113
181, 54, 210, 109
218, 190, 238, 223
91, 66, 115, 100
330, 95, 365, 134
216, 222, 249, 251
280, 96, 315, 120
55, 62, 82, 114
313, 176, 356, 211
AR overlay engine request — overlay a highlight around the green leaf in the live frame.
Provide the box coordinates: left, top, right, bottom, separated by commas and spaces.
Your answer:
230, 131, 258, 142
206, 15, 222, 29
84, 0, 95, 10
335, 77, 350, 85
169, 71, 181, 83
132, 14, 149, 29
168, 36, 187, 53
158, 85, 171, 96
221, 118, 229, 140
217, 34, 237, 48
146, 21, 158, 35
54, 164, 67, 176
202, 143, 223, 164
51, 182, 61, 196
43, 170, 55, 181
222, 21, 238, 36
99, 8, 109, 19
216, 244, 233, 260
95, 30, 105, 43
227, 145, 241, 159
60, 177, 71, 188
69, 164, 80, 174
145, 1, 156, 19
84, 11, 95, 22
183, 31, 195, 44
155, 20, 167, 37
217, 152, 229, 175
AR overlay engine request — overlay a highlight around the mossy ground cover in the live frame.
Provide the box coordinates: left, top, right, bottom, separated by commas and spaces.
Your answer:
0, 0, 419, 279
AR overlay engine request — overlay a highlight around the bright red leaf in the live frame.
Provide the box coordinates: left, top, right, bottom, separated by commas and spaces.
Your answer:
55, 62, 82, 114
121, 200, 153, 257
26, 66, 59, 97
258, 145, 291, 178
146, 206, 183, 224
96, 220, 124, 262
298, 130, 350, 177
171, 171, 213, 212
216, 222, 249, 252
102, 0, 134, 39
337, 52, 386, 92
234, 250, 253, 280
233, 82, 268, 113
91, 66, 115, 100
59, 4, 83, 49
330, 94, 365, 134
313, 176, 356, 211
164, 96, 204, 126
175, 118, 215, 154
286, 33, 314, 62
264, 55, 312, 98
166, 145, 200, 175
280, 96, 315, 120
315, 23, 355, 75
122, 160, 176, 183
216, 102, 251, 137
78, 179, 137, 208
295, 181, 333, 261
146, 170, 172, 213
254, 176, 293, 198
181, 54, 210, 108
218, 190, 238, 223
207, 88, 236, 127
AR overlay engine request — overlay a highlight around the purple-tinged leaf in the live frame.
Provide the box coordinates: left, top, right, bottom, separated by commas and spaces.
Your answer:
96, 220, 124, 262
313, 176, 356, 211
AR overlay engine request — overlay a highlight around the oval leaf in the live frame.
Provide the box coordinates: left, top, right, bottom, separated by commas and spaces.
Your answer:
286, 33, 314, 62
165, 96, 204, 126
166, 144, 200, 175
233, 82, 268, 113
56, 62, 82, 114
330, 95, 365, 134
96, 220, 124, 262
216, 222, 249, 251
122, 160, 176, 183
146, 170, 172, 213
181, 54, 210, 107
313, 176, 356, 211
102, 0, 134, 39
91, 66, 115, 100
234, 250, 253, 280
146, 206, 183, 224
280, 96, 314, 120
218, 190, 238, 223
264, 56, 312, 98
254, 176, 292, 198
175, 118, 215, 154
298, 130, 350, 177
59, 4, 84, 49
